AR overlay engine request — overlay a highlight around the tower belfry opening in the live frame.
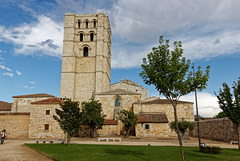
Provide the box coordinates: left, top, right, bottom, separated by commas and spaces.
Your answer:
83, 47, 88, 57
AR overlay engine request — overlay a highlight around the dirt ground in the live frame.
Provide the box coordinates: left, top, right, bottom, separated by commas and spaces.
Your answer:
0, 137, 238, 161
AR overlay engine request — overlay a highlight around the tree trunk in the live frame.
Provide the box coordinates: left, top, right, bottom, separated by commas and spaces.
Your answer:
173, 104, 185, 161
92, 128, 96, 138
90, 128, 94, 138
125, 128, 130, 138
67, 134, 71, 146
238, 125, 240, 151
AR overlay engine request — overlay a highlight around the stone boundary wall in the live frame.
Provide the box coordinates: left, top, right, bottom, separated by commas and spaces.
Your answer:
191, 117, 238, 142
0, 112, 30, 139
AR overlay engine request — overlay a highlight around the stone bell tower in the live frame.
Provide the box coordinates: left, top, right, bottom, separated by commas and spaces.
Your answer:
60, 12, 111, 102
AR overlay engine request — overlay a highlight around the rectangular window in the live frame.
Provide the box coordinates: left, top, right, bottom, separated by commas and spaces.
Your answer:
45, 124, 49, 130
145, 124, 150, 130
46, 110, 50, 115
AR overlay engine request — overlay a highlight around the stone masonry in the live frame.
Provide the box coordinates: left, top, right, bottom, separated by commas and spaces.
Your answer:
0, 113, 30, 139
29, 103, 64, 139
191, 117, 238, 142
60, 12, 111, 103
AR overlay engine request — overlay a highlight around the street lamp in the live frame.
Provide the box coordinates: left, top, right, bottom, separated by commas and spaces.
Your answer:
192, 63, 202, 149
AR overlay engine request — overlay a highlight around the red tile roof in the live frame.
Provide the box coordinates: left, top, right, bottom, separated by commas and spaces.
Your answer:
104, 119, 118, 125
31, 97, 63, 105
0, 101, 8, 103
0, 102, 12, 111
135, 98, 193, 105
12, 93, 54, 98
137, 113, 169, 123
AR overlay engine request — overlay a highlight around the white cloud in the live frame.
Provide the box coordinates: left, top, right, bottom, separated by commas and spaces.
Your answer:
23, 86, 35, 89
0, 64, 12, 71
111, 0, 240, 43
2, 72, 13, 77
108, 0, 240, 68
111, 44, 152, 68
16, 70, 22, 75
29, 81, 36, 84
0, 50, 6, 53
181, 92, 221, 117
0, 15, 63, 58
146, 90, 220, 117
176, 29, 240, 60
0, 49, 6, 60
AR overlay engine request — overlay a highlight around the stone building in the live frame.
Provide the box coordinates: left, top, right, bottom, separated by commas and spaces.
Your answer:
0, 94, 64, 139
0, 12, 194, 139
59, 12, 193, 137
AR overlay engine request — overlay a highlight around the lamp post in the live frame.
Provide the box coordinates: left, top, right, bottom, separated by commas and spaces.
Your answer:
192, 63, 202, 149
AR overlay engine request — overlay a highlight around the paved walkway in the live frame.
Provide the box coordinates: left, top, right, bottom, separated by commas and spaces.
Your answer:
0, 137, 238, 161
0, 140, 53, 161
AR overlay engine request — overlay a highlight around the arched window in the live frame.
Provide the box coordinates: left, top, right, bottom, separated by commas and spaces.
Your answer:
80, 33, 83, 41
115, 98, 120, 107
83, 47, 88, 57
86, 21, 88, 28
78, 21, 81, 28
90, 33, 94, 41
93, 20, 96, 28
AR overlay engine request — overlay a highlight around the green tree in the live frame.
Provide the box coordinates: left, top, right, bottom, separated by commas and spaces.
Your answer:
81, 98, 106, 138
140, 36, 210, 161
214, 111, 227, 118
194, 114, 204, 121
215, 79, 240, 150
119, 109, 138, 138
170, 119, 195, 140
53, 99, 81, 146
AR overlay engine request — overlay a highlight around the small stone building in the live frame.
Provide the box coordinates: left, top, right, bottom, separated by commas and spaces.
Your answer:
133, 98, 194, 137
0, 94, 64, 139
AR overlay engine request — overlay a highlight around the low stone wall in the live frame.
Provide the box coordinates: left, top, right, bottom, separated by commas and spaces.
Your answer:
80, 125, 119, 137
98, 125, 118, 136
191, 117, 238, 142
0, 112, 30, 139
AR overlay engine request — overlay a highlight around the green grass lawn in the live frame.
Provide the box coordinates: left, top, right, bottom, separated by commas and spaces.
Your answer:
26, 144, 240, 161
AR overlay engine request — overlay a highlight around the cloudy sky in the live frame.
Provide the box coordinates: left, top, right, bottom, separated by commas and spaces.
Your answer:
1, 0, 240, 117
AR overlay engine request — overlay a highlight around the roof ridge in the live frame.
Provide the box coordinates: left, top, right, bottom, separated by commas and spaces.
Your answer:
12, 93, 54, 98
31, 97, 63, 105
96, 89, 140, 95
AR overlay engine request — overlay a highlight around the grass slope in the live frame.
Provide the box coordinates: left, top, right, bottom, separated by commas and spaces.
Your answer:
26, 144, 240, 161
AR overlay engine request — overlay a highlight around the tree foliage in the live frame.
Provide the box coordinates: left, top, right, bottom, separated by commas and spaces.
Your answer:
53, 99, 81, 146
170, 119, 195, 140
140, 35, 210, 161
214, 111, 227, 118
215, 78, 240, 150
140, 36, 210, 99
119, 109, 138, 138
81, 98, 106, 138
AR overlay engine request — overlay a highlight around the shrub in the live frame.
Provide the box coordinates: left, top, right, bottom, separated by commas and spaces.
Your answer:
200, 146, 221, 154
169, 118, 195, 140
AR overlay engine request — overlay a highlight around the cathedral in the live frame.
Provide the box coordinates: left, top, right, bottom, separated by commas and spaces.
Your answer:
0, 12, 194, 139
